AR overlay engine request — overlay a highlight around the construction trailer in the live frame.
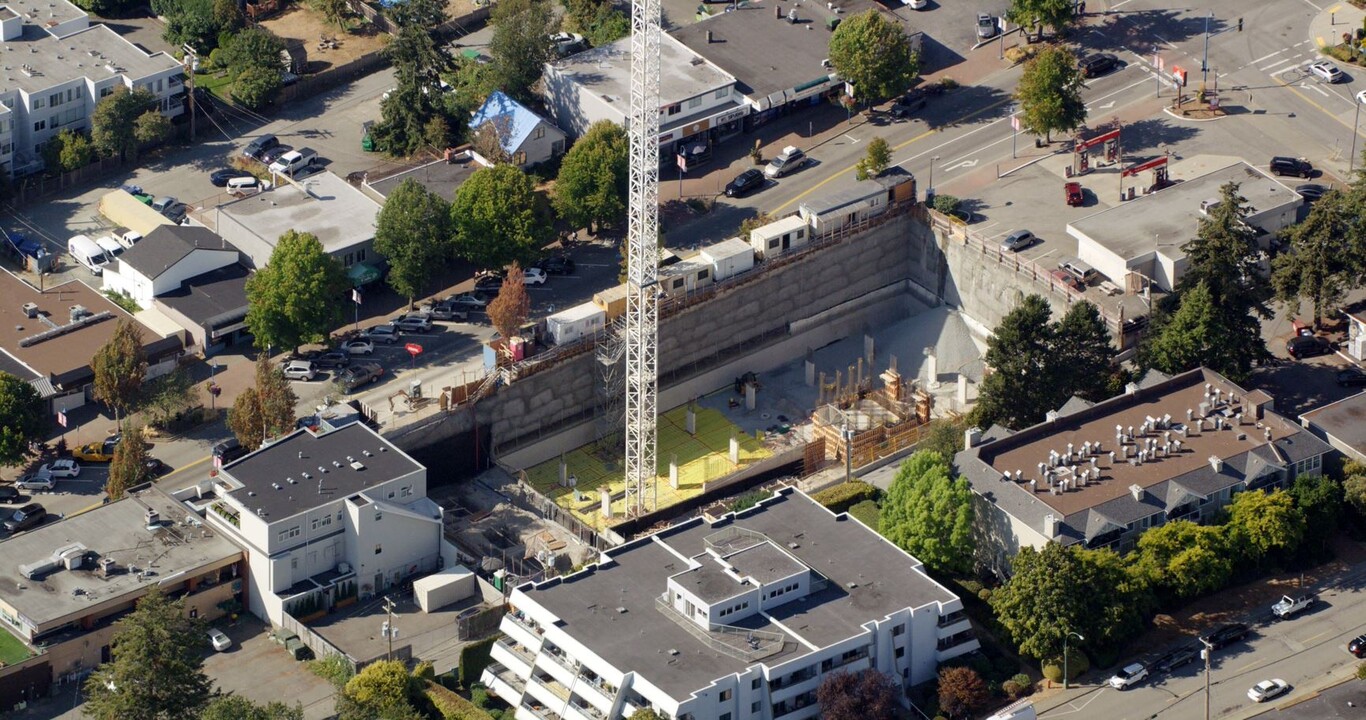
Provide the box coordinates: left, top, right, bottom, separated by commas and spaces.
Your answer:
593, 283, 628, 322
799, 167, 916, 236
699, 236, 755, 282
546, 301, 607, 345
658, 251, 715, 298
748, 215, 810, 260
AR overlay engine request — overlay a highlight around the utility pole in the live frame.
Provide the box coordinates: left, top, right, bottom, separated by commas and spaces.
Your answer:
382, 596, 397, 661
1200, 637, 1214, 720
180, 44, 197, 142
1201, 12, 1213, 88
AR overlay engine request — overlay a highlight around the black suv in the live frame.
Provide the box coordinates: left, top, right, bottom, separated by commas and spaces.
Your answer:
1270, 156, 1313, 178
212, 439, 248, 465
890, 89, 928, 118
1350, 634, 1366, 658
539, 256, 576, 275
1287, 335, 1333, 359
1152, 644, 1199, 673
1200, 623, 1250, 650
4, 503, 46, 533
725, 169, 765, 198
0, 486, 20, 504
1338, 368, 1366, 387
1080, 53, 1119, 78
242, 134, 280, 161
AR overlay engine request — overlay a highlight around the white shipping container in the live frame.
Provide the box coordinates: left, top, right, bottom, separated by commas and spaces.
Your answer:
749, 215, 810, 259
547, 302, 606, 345
700, 237, 755, 281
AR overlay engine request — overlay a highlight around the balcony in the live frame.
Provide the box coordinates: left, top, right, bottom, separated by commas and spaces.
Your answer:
518, 702, 557, 720
937, 610, 967, 628
574, 673, 615, 710
563, 697, 606, 720
937, 630, 980, 661
483, 662, 527, 702
503, 612, 546, 651
494, 639, 537, 673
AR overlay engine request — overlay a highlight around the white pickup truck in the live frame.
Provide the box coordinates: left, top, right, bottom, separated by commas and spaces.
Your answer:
1271, 593, 1316, 619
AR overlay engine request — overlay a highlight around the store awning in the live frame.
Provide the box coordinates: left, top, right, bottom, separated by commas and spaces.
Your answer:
348, 262, 380, 286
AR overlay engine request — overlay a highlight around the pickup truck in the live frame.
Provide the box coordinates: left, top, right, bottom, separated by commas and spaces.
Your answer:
1271, 593, 1315, 619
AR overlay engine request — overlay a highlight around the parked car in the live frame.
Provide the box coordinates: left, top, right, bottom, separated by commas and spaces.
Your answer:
1152, 645, 1200, 673
1309, 60, 1345, 83
73, 438, 118, 462
1247, 679, 1289, 703
725, 169, 765, 198
0, 486, 19, 504
1080, 53, 1120, 78
152, 197, 188, 223
311, 351, 351, 369
1286, 335, 1333, 359
340, 339, 374, 355
424, 301, 468, 322
282, 360, 318, 381
260, 145, 293, 165
143, 457, 167, 479
268, 147, 319, 177
1065, 182, 1084, 206
1001, 229, 1037, 252
1337, 368, 1366, 387
242, 134, 280, 161
976, 13, 998, 38
764, 146, 808, 179
42, 459, 80, 478
890, 89, 928, 118
1200, 623, 1250, 650
339, 362, 384, 392
1349, 634, 1366, 658
208, 628, 233, 652
1050, 268, 1084, 293
450, 292, 489, 310
474, 274, 504, 294
1108, 663, 1148, 690
392, 315, 433, 333
211, 168, 253, 187
539, 256, 576, 275
14, 473, 54, 492
550, 31, 586, 56
523, 267, 548, 286
1270, 156, 1313, 179
365, 325, 402, 344
1295, 183, 1330, 202
212, 438, 247, 465
1271, 593, 1316, 619
4, 503, 46, 533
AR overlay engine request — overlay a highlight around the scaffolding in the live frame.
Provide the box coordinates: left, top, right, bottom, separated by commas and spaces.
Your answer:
595, 317, 626, 454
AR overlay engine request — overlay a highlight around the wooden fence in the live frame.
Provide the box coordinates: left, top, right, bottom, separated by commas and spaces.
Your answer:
277, 611, 356, 673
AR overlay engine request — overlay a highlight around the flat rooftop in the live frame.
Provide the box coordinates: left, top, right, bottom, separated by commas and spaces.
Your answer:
1, 21, 180, 96
523, 490, 959, 699
549, 33, 735, 108
216, 171, 381, 257
366, 156, 481, 201
1301, 391, 1366, 454
155, 264, 249, 325
965, 369, 1328, 519
221, 424, 423, 522
0, 270, 178, 388
0, 486, 242, 631
1067, 162, 1300, 262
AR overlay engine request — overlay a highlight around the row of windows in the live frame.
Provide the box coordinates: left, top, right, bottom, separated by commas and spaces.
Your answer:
717, 600, 749, 618
661, 87, 731, 116
766, 582, 798, 600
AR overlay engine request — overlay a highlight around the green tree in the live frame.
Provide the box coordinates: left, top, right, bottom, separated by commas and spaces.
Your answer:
938, 666, 990, 719
0, 372, 45, 468
42, 130, 95, 173
244, 230, 348, 352
1006, 0, 1079, 41
489, 0, 557, 102
200, 695, 304, 720
220, 27, 286, 74
553, 120, 629, 232
989, 542, 1150, 660
106, 424, 150, 501
84, 586, 215, 720
450, 165, 550, 269
1226, 488, 1305, 562
337, 660, 423, 720
855, 136, 892, 181
1130, 520, 1233, 603
1289, 474, 1343, 560
232, 65, 284, 110
374, 7, 454, 156
1273, 189, 1355, 327
878, 450, 974, 575
143, 369, 199, 429
1345, 462, 1366, 518
971, 295, 1055, 430
212, 0, 244, 32
918, 418, 964, 462
73, 0, 140, 16
310, 0, 349, 28
827, 10, 919, 104
159, 0, 220, 52
1139, 281, 1230, 378
255, 354, 298, 441
134, 110, 173, 147
228, 386, 266, 451
1052, 300, 1117, 401
815, 669, 900, 720
91, 86, 159, 159
564, 0, 629, 46
627, 711, 664, 720
1016, 45, 1086, 142
92, 319, 147, 425
373, 179, 453, 307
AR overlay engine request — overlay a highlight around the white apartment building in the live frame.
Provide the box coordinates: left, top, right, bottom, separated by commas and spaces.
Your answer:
0, 0, 184, 177
200, 423, 445, 625
482, 489, 978, 720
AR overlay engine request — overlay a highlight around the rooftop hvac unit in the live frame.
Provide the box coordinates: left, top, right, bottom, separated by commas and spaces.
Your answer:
21, 302, 37, 318
69, 304, 87, 322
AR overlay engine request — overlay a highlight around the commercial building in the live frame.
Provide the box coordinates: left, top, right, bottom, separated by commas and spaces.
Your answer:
101, 225, 239, 309
199, 423, 445, 627
957, 368, 1333, 576
470, 91, 567, 168
1343, 310, 1366, 363
211, 171, 385, 285
482, 488, 977, 720
0, 0, 184, 177
1066, 162, 1301, 293
542, 34, 746, 162
1300, 391, 1366, 465
0, 486, 243, 709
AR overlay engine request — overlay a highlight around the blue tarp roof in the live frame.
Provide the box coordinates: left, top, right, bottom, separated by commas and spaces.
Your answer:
469, 91, 545, 157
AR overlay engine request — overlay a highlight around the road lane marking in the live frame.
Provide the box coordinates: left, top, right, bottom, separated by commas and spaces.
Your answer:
1261, 57, 1294, 72
842, 134, 861, 144
1252, 50, 1286, 65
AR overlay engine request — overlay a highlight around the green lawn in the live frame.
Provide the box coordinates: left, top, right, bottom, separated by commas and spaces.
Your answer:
0, 627, 32, 666
848, 499, 881, 531
193, 70, 234, 104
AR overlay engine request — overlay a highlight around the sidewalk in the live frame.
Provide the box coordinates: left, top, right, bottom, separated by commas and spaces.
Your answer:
1309, 3, 1365, 55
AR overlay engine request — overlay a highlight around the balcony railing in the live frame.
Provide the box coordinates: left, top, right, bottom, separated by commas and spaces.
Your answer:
540, 648, 579, 674
497, 639, 537, 667
488, 662, 527, 695
520, 702, 555, 720
937, 610, 967, 628
567, 698, 605, 720
654, 596, 786, 662
508, 612, 545, 638
531, 674, 571, 701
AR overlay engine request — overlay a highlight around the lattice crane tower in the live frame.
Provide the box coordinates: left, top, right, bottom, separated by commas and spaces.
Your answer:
623, 0, 662, 515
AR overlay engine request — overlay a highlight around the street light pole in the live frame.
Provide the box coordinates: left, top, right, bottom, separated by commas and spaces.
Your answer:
1352, 92, 1365, 174
1200, 637, 1214, 720
1201, 12, 1213, 88
1063, 630, 1084, 690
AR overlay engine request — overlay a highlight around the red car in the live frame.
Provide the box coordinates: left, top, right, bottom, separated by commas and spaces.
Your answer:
1050, 268, 1084, 293
1065, 182, 1084, 206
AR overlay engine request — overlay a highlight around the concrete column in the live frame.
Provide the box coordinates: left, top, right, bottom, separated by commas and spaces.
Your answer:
558, 453, 568, 487
600, 487, 612, 518
669, 455, 679, 490
864, 333, 875, 368
730, 433, 740, 465
926, 352, 939, 388
805, 359, 816, 387
745, 383, 756, 410
686, 404, 696, 435
957, 375, 968, 406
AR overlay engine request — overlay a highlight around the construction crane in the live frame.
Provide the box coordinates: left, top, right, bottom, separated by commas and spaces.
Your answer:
623, 0, 662, 516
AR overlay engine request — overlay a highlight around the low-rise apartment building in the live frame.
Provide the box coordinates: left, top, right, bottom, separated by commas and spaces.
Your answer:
482, 488, 977, 720
957, 368, 1333, 576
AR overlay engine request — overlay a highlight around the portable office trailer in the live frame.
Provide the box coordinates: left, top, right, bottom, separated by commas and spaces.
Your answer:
700, 237, 755, 282
748, 215, 810, 260
546, 302, 607, 345
799, 167, 915, 236
658, 253, 715, 298
593, 284, 628, 322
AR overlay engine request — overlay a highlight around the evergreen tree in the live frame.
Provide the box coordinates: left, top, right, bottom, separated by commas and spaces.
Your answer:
878, 451, 974, 574
1273, 189, 1355, 327
0, 372, 45, 468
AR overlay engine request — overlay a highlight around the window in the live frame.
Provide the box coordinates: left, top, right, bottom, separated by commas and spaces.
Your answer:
387, 490, 396, 499
698, 269, 709, 280
375, 545, 383, 554
513, 150, 527, 165
344, 253, 354, 266
534, 125, 545, 140
751, 701, 760, 713
720, 690, 732, 701
290, 557, 298, 569
893, 623, 905, 636
33, 120, 45, 132
716, 87, 729, 99
32, 97, 45, 109
311, 518, 320, 530
400, 486, 412, 497
689, 96, 703, 108
752, 679, 761, 690
100, 87, 114, 98
320, 514, 331, 528
895, 646, 905, 658
720, 714, 731, 720
666, 104, 681, 116
358, 249, 367, 261
278, 526, 300, 542
375, 510, 382, 521
49, 93, 63, 107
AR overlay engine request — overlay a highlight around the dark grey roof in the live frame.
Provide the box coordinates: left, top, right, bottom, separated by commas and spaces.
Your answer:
1057, 396, 1095, 418
674, 562, 747, 604
222, 424, 422, 522
1301, 392, 1366, 454
725, 542, 804, 586
0, 351, 39, 381
155, 265, 249, 325
118, 225, 236, 280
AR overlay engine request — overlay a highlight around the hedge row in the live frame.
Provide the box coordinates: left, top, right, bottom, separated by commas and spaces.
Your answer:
459, 636, 498, 689
810, 481, 880, 513
426, 681, 495, 720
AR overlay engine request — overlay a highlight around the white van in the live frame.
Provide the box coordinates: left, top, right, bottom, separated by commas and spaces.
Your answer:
68, 235, 110, 276
227, 176, 266, 196
94, 235, 125, 260
117, 230, 142, 249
